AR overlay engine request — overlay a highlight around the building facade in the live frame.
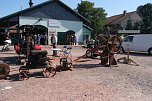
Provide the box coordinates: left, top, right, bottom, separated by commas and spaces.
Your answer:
0, 0, 92, 45
105, 11, 142, 29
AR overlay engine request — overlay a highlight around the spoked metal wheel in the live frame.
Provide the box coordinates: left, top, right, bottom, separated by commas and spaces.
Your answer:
97, 35, 107, 47
19, 66, 30, 80
107, 36, 122, 54
43, 66, 56, 78
97, 35, 107, 52
60, 57, 73, 70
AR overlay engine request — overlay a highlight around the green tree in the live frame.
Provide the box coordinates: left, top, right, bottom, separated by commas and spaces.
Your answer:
77, 1, 94, 21
125, 19, 133, 30
137, 3, 152, 33
77, 1, 107, 38
133, 21, 141, 30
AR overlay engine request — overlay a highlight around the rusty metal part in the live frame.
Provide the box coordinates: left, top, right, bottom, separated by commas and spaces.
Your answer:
19, 66, 30, 80
99, 35, 122, 66
117, 48, 139, 66
107, 36, 122, 54
42, 66, 56, 78
0, 63, 10, 79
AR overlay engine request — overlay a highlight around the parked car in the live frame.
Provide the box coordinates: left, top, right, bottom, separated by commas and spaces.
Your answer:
121, 34, 152, 54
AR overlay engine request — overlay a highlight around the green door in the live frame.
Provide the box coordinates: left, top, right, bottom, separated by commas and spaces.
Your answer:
57, 32, 67, 45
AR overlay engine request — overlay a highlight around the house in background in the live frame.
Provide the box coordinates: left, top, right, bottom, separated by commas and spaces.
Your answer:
105, 11, 142, 29
0, 0, 92, 45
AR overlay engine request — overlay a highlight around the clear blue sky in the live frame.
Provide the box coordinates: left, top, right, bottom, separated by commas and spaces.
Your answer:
0, 0, 151, 18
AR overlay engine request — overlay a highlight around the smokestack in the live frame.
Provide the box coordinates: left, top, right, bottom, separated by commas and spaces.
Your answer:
123, 10, 127, 16
29, 0, 34, 7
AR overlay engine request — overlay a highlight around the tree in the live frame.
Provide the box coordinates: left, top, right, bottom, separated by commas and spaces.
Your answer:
77, 1, 94, 21
133, 21, 141, 30
125, 19, 133, 30
137, 3, 152, 33
76, 1, 107, 38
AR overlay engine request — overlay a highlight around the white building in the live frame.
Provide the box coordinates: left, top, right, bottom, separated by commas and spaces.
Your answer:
0, 0, 92, 45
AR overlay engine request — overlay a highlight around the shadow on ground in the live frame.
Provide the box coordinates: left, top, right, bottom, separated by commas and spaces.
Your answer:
0, 56, 22, 66
73, 63, 109, 69
119, 52, 151, 57
8, 71, 47, 82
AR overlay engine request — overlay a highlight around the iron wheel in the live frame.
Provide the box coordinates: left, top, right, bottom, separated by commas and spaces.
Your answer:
86, 50, 92, 58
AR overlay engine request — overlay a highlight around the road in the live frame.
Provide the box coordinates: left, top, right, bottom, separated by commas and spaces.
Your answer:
0, 45, 152, 101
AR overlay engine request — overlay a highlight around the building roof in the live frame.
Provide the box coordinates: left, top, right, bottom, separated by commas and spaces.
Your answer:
83, 24, 93, 31
105, 11, 136, 25
0, 0, 90, 25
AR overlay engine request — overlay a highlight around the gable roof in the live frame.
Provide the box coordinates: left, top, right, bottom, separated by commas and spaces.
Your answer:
0, 0, 90, 25
105, 11, 137, 25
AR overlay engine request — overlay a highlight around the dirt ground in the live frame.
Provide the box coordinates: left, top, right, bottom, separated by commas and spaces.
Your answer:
1, 45, 152, 101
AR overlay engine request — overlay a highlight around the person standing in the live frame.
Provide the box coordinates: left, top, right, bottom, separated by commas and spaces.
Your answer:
51, 33, 57, 56
2, 36, 11, 51
40, 34, 45, 45
73, 35, 77, 45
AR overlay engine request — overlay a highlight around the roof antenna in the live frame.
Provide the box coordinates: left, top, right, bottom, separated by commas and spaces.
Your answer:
29, 0, 34, 7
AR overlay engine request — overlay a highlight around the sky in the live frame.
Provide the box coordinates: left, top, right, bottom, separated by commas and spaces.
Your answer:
0, 0, 151, 18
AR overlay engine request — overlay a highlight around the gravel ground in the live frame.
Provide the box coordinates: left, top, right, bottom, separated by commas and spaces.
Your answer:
0, 45, 152, 101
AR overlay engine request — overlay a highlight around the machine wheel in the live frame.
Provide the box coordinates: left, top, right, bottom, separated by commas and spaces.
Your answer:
19, 66, 29, 80
43, 67, 56, 78
60, 57, 73, 71
19, 71, 30, 80
0, 63, 10, 79
148, 48, 152, 55
107, 36, 122, 54
119, 47, 125, 53
86, 50, 93, 58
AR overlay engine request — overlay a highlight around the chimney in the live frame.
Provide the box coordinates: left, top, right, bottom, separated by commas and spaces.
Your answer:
123, 10, 127, 16
29, 0, 34, 7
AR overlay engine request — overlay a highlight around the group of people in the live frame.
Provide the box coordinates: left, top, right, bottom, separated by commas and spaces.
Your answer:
50, 33, 77, 47
67, 34, 77, 45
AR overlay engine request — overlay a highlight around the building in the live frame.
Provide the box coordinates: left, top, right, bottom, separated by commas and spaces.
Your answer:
105, 11, 142, 29
0, 0, 92, 45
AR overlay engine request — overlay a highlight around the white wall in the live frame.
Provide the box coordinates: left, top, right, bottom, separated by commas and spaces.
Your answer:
47, 20, 83, 45
19, 16, 83, 45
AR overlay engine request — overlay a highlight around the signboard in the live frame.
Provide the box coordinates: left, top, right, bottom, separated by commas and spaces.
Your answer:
48, 30, 56, 36
118, 30, 140, 34
48, 19, 60, 28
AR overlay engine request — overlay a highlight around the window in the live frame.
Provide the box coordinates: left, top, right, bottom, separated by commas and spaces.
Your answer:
124, 36, 134, 42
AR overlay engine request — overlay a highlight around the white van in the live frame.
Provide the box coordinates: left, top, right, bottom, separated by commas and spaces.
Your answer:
121, 34, 152, 54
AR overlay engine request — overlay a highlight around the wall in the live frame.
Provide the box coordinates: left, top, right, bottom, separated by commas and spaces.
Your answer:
19, 16, 83, 44
82, 26, 91, 44
120, 12, 142, 28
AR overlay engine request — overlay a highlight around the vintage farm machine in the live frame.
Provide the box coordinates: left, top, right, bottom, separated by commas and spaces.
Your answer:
86, 30, 122, 66
59, 46, 73, 71
17, 25, 56, 80
99, 35, 122, 66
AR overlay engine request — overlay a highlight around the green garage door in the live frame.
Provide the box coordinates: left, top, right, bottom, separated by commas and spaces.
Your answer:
57, 32, 67, 45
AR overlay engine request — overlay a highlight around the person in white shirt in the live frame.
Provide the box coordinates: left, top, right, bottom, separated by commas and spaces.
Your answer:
2, 37, 12, 51
51, 33, 57, 56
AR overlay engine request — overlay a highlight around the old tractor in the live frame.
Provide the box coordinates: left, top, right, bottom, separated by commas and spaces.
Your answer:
17, 25, 56, 80
86, 30, 122, 66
